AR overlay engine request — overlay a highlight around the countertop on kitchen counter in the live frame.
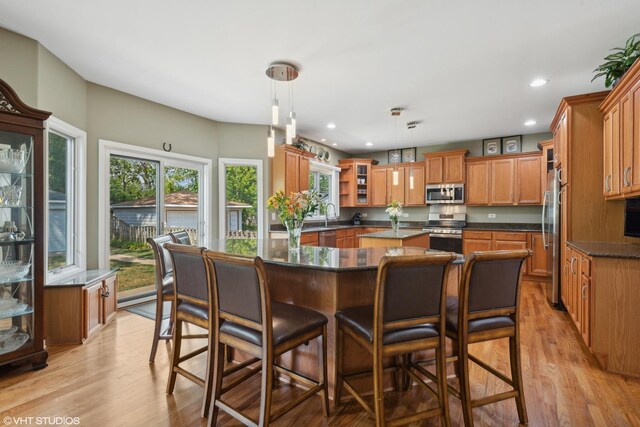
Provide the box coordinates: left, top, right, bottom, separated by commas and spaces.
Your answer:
567, 241, 640, 259
464, 223, 543, 232
358, 229, 430, 239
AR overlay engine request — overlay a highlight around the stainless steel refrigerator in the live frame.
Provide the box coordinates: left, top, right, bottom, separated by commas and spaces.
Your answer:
542, 169, 562, 308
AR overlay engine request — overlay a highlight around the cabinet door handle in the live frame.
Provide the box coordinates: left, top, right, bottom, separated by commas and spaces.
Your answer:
101, 288, 110, 298
570, 257, 576, 274
582, 284, 588, 300
605, 175, 611, 192
624, 167, 632, 187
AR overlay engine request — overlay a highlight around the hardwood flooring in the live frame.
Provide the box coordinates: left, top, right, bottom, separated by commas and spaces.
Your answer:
1, 282, 640, 426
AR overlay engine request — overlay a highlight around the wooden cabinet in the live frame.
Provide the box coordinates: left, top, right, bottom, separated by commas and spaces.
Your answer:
601, 59, 640, 199
466, 153, 543, 206
301, 232, 319, 246
564, 246, 591, 348
272, 145, 315, 195
491, 158, 516, 204
335, 228, 356, 249
465, 160, 491, 205
462, 230, 548, 277
516, 156, 543, 204
338, 159, 378, 207
45, 270, 119, 345
528, 233, 548, 276
371, 163, 425, 207
423, 149, 468, 184
0, 79, 51, 371
553, 111, 568, 176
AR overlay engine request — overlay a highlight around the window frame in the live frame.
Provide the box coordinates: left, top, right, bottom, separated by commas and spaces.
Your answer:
45, 116, 87, 281
218, 158, 264, 240
306, 160, 341, 221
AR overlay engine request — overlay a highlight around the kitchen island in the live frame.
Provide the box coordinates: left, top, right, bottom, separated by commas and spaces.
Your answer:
358, 229, 430, 249
208, 239, 461, 400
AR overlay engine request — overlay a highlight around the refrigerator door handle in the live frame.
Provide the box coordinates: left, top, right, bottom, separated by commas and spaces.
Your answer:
542, 191, 549, 249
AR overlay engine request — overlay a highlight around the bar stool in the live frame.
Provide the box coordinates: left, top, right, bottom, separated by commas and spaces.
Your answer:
146, 234, 176, 363
335, 253, 457, 427
164, 243, 213, 418
445, 250, 531, 427
170, 230, 192, 245
205, 250, 330, 427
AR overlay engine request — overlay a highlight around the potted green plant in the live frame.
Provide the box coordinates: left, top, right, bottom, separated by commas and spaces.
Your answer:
592, 33, 640, 88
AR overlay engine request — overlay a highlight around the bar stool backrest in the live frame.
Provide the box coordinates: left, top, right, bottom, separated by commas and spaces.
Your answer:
376, 253, 457, 332
147, 235, 174, 283
206, 251, 269, 329
170, 230, 192, 245
462, 250, 531, 316
166, 244, 209, 305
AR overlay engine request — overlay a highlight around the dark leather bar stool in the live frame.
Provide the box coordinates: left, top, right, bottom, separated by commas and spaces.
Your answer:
205, 251, 330, 427
445, 250, 531, 427
170, 230, 192, 245
146, 235, 176, 363
164, 243, 213, 418
335, 253, 457, 427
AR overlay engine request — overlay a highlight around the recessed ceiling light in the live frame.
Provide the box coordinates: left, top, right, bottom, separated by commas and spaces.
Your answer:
327, 123, 336, 129
529, 78, 549, 87
320, 138, 326, 142
524, 120, 537, 126
332, 143, 338, 146
365, 142, 373, 147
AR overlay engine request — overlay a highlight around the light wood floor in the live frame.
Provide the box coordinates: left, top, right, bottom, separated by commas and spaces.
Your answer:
1, 282, 640, 426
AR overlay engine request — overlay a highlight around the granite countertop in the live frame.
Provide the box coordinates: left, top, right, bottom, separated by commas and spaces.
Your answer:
209, 239, 463, 272
270, 221, 426, 233
46, 269, 118, 288
358, 229, 430, 239
567, 241, 640, 259
465, 223, 543, 232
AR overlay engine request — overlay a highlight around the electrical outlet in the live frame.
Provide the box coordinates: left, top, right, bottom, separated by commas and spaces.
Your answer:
362, 213, 368, 218
488, 213, 496, 219
402, 213, 409, 217
271, 212, 276, 221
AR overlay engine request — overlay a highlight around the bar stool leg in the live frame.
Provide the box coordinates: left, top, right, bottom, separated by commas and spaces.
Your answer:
149, 298, 165, 363
166, 319, 183, 394
319, 325, 330, 417
258, 352, 274, 427
334, 326, 344, 406
436, 345, 452, 427
372, 346, 386, 427
457, 338, 474, 427
207, 341, 225, 427
201, 333, 215, 418
510, 333, 528, 425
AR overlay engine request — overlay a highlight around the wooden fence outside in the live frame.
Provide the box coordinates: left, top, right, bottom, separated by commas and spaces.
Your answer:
110, 216, 256, 243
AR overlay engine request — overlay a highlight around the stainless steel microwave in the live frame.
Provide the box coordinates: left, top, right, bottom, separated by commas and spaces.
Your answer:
425, 184, 464, 204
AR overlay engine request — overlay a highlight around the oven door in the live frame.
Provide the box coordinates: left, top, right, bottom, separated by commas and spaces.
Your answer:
429, 234, 462, 254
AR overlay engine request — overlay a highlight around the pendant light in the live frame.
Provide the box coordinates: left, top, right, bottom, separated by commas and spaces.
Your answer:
267, 126, 275, 157
391, 108, 403, 187
266, 62, 299, 149
406, 120, 422, 189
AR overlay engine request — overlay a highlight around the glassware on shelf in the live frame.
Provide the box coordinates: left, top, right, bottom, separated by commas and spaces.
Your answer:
0, 146, 29, 173
0, 185, 22, 206
0, 260, 31, 283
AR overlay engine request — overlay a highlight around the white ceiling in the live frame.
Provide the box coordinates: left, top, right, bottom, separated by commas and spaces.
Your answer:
1, 1, 639, 153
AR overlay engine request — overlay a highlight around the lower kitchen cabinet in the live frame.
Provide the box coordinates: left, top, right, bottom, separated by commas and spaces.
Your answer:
300, 231, 319, 246
45, 270, 118, 345
565, 243, 640, 377
462, 230, 547, 278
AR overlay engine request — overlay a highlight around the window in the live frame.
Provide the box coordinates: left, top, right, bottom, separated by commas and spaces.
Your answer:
218, 158, 263, 239
46, 117, 86, 279
307, 160, 340, 220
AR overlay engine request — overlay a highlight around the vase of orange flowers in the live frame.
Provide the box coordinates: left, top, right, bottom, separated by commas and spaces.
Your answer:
268, 190, 321, 252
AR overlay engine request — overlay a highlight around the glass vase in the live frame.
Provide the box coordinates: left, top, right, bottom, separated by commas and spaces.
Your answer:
284, 219, 303, 252
390, 217, 399, 235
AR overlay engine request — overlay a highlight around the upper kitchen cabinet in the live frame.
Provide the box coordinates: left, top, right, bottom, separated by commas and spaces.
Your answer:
465, 152, 543, 206
0, 79, 51, 371
370, 163, 425, 207
338, 158, 378, 207
272, 145, 316, 195
600, 58, 640, 198
423, 149, 468, 184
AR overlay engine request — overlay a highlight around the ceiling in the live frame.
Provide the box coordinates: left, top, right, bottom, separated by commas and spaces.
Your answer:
1, 1, 639, 153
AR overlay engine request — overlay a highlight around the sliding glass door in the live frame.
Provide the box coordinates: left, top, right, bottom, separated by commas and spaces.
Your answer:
100, 141, 210, 306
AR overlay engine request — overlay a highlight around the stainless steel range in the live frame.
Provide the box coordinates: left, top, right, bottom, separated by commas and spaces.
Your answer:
423, 211, 466, 254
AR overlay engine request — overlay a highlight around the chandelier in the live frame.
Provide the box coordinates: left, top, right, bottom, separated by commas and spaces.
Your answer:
266, 62, 299, 157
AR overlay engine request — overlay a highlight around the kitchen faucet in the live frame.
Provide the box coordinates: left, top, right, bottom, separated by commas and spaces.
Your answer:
324, 203, 337, 227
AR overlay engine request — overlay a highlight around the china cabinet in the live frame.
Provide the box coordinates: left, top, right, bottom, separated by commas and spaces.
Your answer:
0, 79, 51, 370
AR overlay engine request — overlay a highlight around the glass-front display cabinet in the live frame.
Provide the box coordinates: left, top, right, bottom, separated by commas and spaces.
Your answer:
0, 79, 51, 370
